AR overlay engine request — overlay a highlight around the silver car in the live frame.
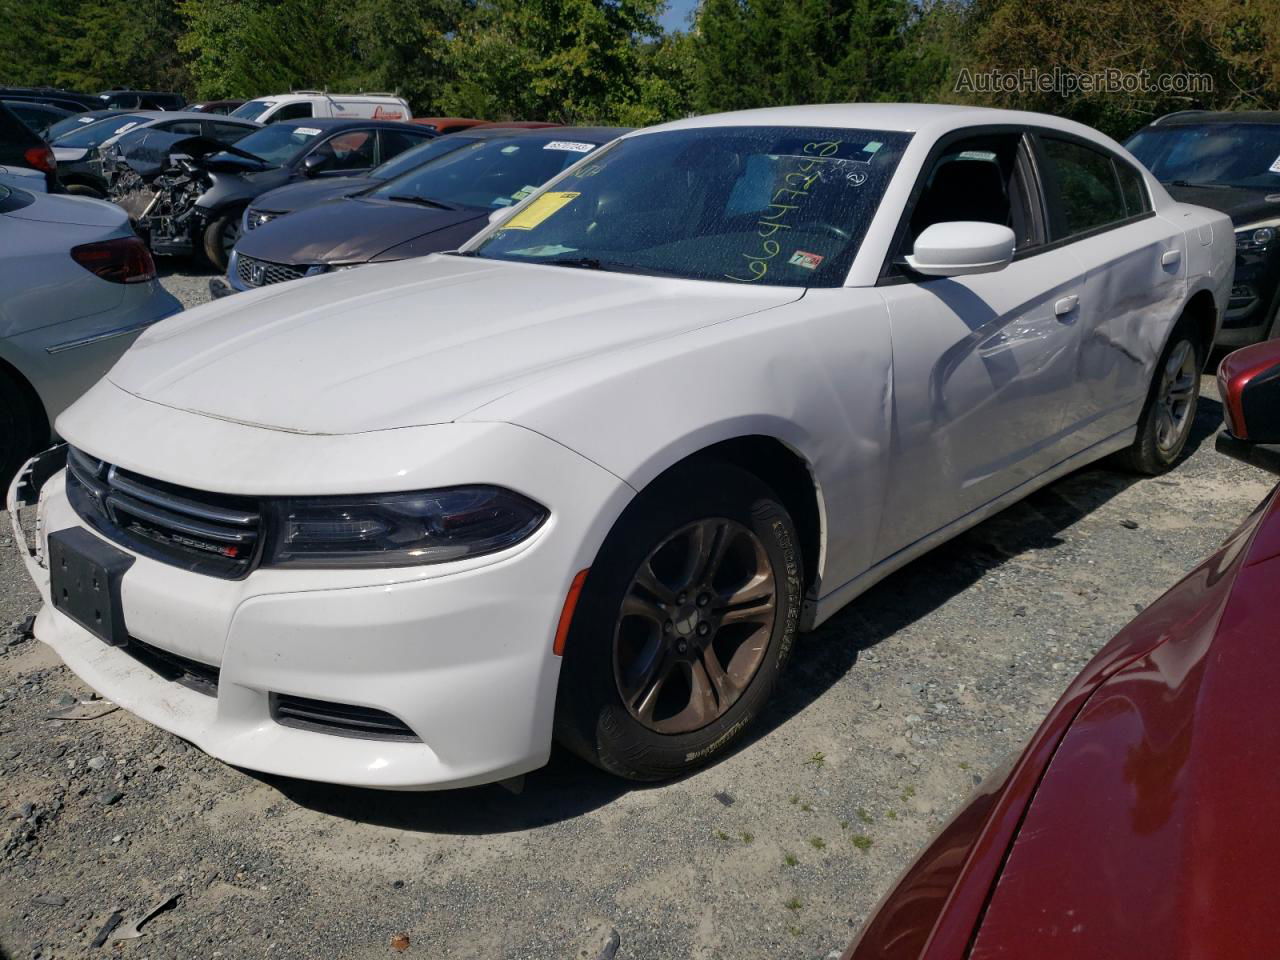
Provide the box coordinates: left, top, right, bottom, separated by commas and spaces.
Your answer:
0, 184, 181, 482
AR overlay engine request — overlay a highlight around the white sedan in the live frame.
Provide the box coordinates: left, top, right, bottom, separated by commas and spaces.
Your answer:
8, 104, 1232, 790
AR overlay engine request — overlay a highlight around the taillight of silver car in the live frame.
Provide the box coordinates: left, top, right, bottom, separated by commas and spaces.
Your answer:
69, 236, 156, 284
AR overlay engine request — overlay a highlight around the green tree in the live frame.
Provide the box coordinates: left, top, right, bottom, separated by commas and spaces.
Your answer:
438, 0, 673, 123
691, 0, 918, 114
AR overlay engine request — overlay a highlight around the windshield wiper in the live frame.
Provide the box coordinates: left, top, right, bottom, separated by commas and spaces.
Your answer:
1168, 179, 1229, 189
385, 194, 456, 210
543, 257, 605, 270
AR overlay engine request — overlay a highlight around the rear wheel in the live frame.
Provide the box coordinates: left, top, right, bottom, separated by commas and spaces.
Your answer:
202, 211, 242, 271
1116, 324, 1202, 474
555, 462, 803, 781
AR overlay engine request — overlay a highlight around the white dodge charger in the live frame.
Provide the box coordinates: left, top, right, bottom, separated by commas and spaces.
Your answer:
8, 104, 1232, 789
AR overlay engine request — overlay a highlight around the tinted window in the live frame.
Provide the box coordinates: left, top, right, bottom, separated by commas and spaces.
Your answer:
231, 99, 275, 122
379, 129, 431, 163
224, 123, 322, 166
1115, 161, 1149, 216
272, 102, 313, 122
158, 119, 203, 136
369, 134, 606, 210
1042, 137, 1127, 237
904, 133, 1037, 252
1126, 122, 1280, 190
209, 121, 254, 143
473, 126, 910, 287
52, 113, 150, 148
307, 130, 376, 171
368, 135, 476, 181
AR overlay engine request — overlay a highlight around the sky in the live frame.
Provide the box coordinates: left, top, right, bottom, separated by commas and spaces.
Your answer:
659, 0, 699, 32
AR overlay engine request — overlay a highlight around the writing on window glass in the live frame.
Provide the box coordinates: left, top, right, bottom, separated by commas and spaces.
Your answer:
726, 140, 842, 283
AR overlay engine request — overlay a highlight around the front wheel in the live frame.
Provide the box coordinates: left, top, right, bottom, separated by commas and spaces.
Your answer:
555, 462, 803, 781
1116, 326, 1202, 474
202, 211, 241, 271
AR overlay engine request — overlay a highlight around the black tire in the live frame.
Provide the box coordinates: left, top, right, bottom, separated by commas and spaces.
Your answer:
554, 461, 803, 781
0, 368, 45, 492
201, 211, 241, 271
64, 183, 104, 199
1115, 320, 1203, 475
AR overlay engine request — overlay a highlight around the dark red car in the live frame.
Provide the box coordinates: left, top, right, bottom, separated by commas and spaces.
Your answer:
846, 339, 1280, 960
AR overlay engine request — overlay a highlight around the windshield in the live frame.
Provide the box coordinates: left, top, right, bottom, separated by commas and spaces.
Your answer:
52, 113, 150, 148
224, 123, 321, 166
472, 126, 909, 286
46, 111, 116, 142
369, 135, 481, 181
1126, 123, 1280, 189
231, 99, 276, 122
368, 135, 609, 209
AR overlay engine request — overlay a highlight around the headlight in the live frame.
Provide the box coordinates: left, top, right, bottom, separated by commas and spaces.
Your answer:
264, 486, 547, 568
1235, 221, 1280, 251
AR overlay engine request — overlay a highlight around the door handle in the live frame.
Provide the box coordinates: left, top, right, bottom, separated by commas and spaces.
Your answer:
1161, 250, 1181, 266
1054, 295, 1079, 317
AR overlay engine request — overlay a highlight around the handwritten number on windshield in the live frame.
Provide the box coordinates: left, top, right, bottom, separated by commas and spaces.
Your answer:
726, 141, 842, 283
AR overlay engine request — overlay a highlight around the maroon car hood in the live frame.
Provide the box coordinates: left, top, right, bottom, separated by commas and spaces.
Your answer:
970, 493, 1280, 960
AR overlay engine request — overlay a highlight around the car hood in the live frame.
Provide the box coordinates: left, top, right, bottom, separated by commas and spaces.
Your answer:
235, 196, 487, 264
6, 191, 126, 228
250, 176, 380, 216
107, 254, 803, 435
1163, 182, 1280, 226
969, 489, 1280, 959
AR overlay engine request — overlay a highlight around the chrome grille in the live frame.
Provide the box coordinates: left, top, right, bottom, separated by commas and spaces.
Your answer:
65, 447, 262, 579
244, 208, 279, 231
236, 254, 308, 289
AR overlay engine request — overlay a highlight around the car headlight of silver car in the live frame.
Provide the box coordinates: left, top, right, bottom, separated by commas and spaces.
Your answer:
264, 486, 548, 568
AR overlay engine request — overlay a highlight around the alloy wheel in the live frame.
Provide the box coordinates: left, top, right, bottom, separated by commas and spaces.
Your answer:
1155, 339, 1197, 455
612, 518, 777, 734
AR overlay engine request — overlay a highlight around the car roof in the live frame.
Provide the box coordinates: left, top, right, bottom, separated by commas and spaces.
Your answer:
123, 110, 252, 123
1150, 109, 1280, 126
518, 125, 631, 141
273, 117, 427, 131
645, 102, 1122, 143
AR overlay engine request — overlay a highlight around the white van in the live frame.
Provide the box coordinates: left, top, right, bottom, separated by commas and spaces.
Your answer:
230, 92, 412, 125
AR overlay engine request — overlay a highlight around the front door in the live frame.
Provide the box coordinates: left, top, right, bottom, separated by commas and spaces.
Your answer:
875, 131, 1086, 559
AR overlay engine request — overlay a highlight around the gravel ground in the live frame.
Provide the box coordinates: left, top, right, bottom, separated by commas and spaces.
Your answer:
1, 274, 1274, 960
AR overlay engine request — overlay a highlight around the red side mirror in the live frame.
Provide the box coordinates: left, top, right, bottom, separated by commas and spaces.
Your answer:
1217, 340, 1280, 474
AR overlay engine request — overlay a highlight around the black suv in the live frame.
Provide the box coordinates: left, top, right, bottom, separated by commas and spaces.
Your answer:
97, 89, 187, 111
1127, 111, 1280, 347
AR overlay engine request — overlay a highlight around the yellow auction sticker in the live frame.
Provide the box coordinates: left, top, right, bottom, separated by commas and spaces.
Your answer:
502, 192, 580, 230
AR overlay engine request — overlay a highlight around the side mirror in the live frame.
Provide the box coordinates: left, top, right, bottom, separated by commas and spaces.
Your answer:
488, 206, 515, 227
301, 153, 328, 176
904, 222, 1015, 277
1216, 340, 1280, 474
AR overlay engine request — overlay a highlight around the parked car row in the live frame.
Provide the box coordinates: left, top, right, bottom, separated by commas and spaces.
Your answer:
3, 95, 1280, 957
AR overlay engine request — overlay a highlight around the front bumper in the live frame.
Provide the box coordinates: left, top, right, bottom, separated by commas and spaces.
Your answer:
8, 423, 632, 790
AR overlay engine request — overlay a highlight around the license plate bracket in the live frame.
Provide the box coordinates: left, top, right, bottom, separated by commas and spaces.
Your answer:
48, 528, 134, 646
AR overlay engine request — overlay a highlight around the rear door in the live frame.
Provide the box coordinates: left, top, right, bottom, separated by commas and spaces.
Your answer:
876, 129, 1087, 556
1032, 131, 1187, 451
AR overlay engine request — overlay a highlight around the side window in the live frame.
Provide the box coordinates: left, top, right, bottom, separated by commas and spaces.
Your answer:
378, 129, 431, 162
1041, 136, 1128, 238
208, 121, 253, 143
1115, 160, 1150, 217
307, 130, 376, 171
272, 101, 313, 122
159, 120, 203, 136
899, 132, 1039, 259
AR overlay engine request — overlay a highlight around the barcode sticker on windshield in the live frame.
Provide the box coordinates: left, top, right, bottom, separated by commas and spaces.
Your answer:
543, 141, 594, 153
77, 116, 97, 124
1270, 155, 1280, 174
295, 127, 321, 136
